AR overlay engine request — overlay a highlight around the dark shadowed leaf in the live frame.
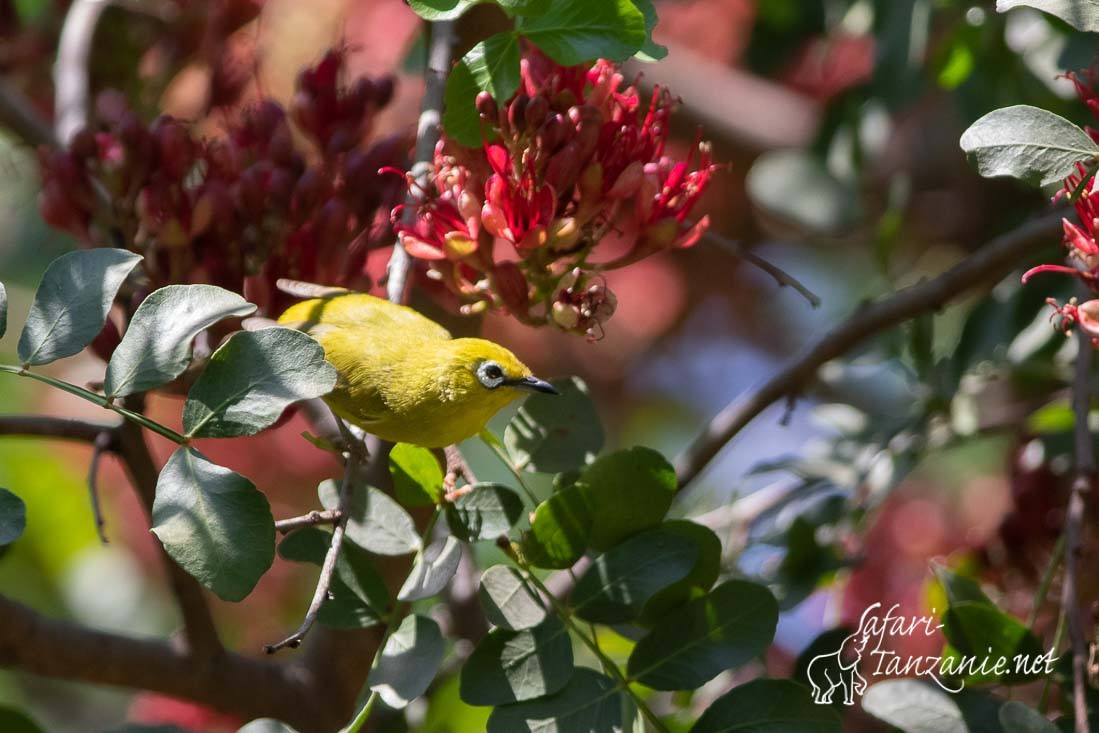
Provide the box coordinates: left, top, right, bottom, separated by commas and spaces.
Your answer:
627, 580, 778, 690
517, 0, 646, 65
959, 105, 1099, 187
0, 282, 7, 339
0, 705, 45, 733
390, 442, 443, 506
17, 249, 141, 366
105, 284, 256, 397
998, 701, 1058, 733
639, 520, 722, 623
320, 479, 421, 555
152, 447, 274, 602
398, 534, 463, 601
461, 615, 573, 705
932, 562, 994, 606
444, 59, 485, 148
690, 679, 840, 733
0, 488, 26, 548
632, 0, 667, 61
520, 483, 592, 569
941, 602, 1044, 683
479, 565, 547, 630
572, 527, 698, 624
746, 149, 858, 235
862, 680, 1006, 733
447, 483, 524, 541
183, 328, 335, 438
506, 377, 603, 474
368, 614, 445, 708
575, 446, 675, 551
486, 668, 621, 733
998, 1, 1099, 32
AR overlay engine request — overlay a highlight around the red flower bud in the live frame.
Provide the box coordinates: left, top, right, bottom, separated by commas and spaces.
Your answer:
476, 91, 499, 121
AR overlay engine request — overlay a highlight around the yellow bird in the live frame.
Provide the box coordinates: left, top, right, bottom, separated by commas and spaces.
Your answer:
276, 280, 557, 448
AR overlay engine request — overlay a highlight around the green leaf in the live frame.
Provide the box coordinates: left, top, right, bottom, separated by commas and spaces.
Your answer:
941, 602, 1045, 683
105, 284, 256, 397
368, 614, 445, 708
997, 1, 1099, 32
486, 668, 621, 733
506, 377, 604, 474
689, 679, 841, 733
639, 520, 722, 623
960, 105, 1099, 188
932, 562, 994, 607
631, 0, 667, 61
17, 249, 141, 366
390, 442, 444, 507
183, 328, 336, 438
520, 483, 592, 569
407, 0, 479, 20
0, 282, 7, 339
320, 480, 421, 555
236, 720, 300, 733
575, 446, 675, 551
999, 701, 1058, 733
862, 680, 1005, 733
463, 34, 522, 103
151, 447, 274, 602
498, 0, 552, 15
572, 526, 698, 624
447, 483, 524, 542
0, 705, 45, 733
443, 59, 486, 148
461, 615, 574, 705
479, 565, 547, 631
517, 0, 646, 65
398, 534, 463, 601
746, 150, 858, 236
0, 488, 27, 548
627, 580, 778, 690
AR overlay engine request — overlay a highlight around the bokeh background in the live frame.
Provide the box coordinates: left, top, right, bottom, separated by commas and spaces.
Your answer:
0, 0, 1092, 730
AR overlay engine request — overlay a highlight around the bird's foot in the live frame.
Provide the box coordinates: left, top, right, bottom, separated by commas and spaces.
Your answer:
442, 444, 477, 500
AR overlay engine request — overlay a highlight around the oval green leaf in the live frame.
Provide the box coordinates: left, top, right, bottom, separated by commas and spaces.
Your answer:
390, 442, 444, 506
998, 1, 1099, 32
862, 679, 1001, 733
941, 601, 1044, 683
0, 488, 26, 548
151, 447, 274, 602
105, 284, 256, 397
520, 483, 592, 569
479, 565, 547, 631
17, 249, 142, 366
505, 377, 603, 474
182, 328, 336, 438
627, 580, 778, 690
398, 534, 463, 602
368, 614, 445, 708
572, 526, 698, 624
486, 668, 621, 733
516, 0, 646, 65
446, 482, 524, 542
320, 480, 421, 556
640, 520, 722, 623
960, 105, 1099, 188
461, 615, 573, 706
575, 446, 675, 551
689, 679, 840, 733
999, 700, 1059, 733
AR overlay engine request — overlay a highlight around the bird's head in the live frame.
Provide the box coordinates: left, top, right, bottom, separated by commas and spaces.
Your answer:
448, 338, 558, 399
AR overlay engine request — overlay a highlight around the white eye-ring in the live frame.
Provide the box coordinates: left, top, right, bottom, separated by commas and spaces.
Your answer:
477, 360, 506, 389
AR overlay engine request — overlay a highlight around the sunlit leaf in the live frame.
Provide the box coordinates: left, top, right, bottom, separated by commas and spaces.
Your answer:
320, 480, 421, 556
460, 616, 574, 705
941, 602, 1044, 683
152, 447, 273, 602
0, 488, 26, 548
506, 377, 603, 474
463, 33, 521, 102
689, 679, 840, 733
105, 284, 255, 397
398, 534, 463, 601
517, 0, 646, 65
390, 442, 444, 507
368, 614, 445, 708
627, 580, 778, 690
862, 680, 1004, 733
17, 249, 141, 366
479, 565, 547, 631
183, 328, 336, 438
236, 720, 300, 733
998, 0, 1099, 32
486, 668, 621, 733
446, 483, 524, 542
575, 446, 675, 551
520, 483, 592, 569
960, 105, 1099, 187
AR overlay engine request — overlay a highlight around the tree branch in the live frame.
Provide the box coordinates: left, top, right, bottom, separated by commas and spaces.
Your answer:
86, 430, 113, 544
0, 414, 120, 443
0, 80, 57, 148
54, 0, 112, 144
1065, 298, 1095, 733
674, 211, 1065, 486
703, 230, 821, 308
275, 509, 342, 535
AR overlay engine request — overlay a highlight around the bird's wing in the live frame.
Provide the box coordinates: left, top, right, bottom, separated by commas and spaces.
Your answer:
277, 292, 452, 341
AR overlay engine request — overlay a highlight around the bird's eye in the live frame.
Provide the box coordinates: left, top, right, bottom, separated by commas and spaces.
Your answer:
477, 361, 505, 388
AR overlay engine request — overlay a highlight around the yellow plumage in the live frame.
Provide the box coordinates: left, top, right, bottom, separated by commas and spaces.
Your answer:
277, 284, 555, 448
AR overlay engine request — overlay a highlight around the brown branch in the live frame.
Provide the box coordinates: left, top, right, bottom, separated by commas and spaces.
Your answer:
703, 230, 822, 308
54, 0, 112, 144
0, 594, 340, 733
1065, 304, 1095, 733
86, 431, 113, 544
0, 80, 57, 148
275, 509, 342, 535
674, 211, 1065, 486
0, 414, 120, 443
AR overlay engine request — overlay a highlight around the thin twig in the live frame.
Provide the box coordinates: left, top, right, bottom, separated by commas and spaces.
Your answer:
703, 230, 821, 308
1065, 308, 1094, 733
0, 79, 57, 147
86, 431, 114, 544
274, 509, 342, 535
0, 414, 120, 443
386, 19, 456, 304
674, 211, 1064, 487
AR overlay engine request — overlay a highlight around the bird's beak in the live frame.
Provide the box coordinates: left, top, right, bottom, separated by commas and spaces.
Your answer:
509, 376, 559, 395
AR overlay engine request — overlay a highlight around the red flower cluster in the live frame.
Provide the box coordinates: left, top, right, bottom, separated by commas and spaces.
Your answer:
37, 48, 404, 315
1023, 70, 1099, 343
392, 48, 719, 338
